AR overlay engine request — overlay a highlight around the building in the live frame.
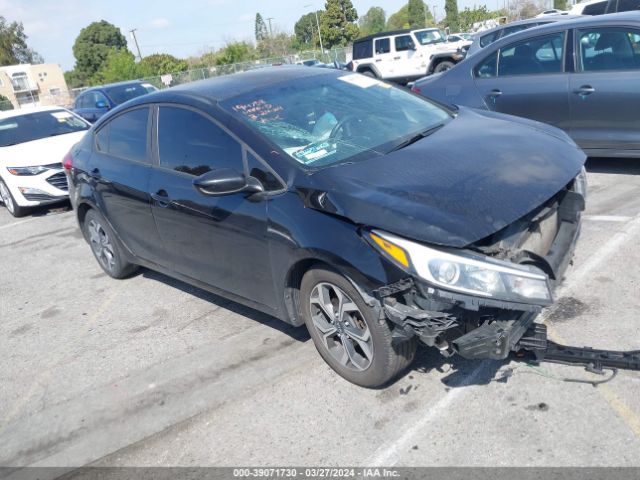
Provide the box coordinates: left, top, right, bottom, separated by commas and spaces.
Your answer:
0, 64, 71, 110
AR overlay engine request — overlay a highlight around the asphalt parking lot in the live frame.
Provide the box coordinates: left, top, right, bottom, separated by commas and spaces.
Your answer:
1, 157, 640, 468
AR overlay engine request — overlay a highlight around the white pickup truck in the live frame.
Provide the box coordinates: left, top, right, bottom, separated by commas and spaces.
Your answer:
350, 28, 468, 83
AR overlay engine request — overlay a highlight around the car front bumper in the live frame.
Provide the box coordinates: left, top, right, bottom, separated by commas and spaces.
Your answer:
2, 168, 69, 207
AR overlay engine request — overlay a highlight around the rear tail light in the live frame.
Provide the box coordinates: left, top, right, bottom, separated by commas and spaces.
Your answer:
62, 151, 73, 172
411, 85, 421, 94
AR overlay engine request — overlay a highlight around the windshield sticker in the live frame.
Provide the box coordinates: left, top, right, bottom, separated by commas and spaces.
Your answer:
51, 111, 73, 121
233, 99, 284, 123
338, 74, 381, 89
293, 141, 336, 164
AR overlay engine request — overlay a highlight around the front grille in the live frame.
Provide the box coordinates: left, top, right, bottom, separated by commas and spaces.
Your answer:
46, 172, 68, 191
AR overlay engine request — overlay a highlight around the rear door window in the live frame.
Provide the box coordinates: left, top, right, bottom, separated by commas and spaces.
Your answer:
98, 107, 150, 163
498, 32, 566, 76
352, 40, 372, 60
577, 27, 640, 71
617, 0, 640, 11
375, 38, 391, 54
474, 52, 498, 78
157, 106, 243, 176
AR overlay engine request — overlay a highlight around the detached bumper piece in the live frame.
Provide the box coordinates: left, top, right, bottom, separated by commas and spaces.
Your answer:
516, 323, 640, 373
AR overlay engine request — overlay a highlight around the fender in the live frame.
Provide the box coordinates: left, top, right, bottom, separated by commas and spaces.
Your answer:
355, 63, 382, 78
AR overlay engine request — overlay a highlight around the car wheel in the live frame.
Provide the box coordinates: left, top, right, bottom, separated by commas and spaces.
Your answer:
300, 267, 417, 387
83, 209, 138, 279
360, 70, 376, 78
0, 178, 27, 218
433, 61, 455, 73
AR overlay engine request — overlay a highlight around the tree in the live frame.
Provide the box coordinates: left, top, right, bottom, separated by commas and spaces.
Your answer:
257, 32, 298, 57
458, 5, 496, 32
554, 0, 568, 10
387, 3, 433, 30
138, 53, 188, 76
295, 12, 322, 47
255, 13, 268, 43
358, 7, 386, 36
214, 41, 255, 65
444, 0, 460, 32
320, 0, 359, 49
94, 49, 139, 84
0, 93, 13, 111
71, 20, 128, 84
408, 0, 427, 29
0, 15, 43, 66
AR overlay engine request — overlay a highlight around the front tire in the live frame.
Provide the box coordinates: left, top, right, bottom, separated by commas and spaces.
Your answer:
0, 178, 28, 218
83, 209, 138, 279
300, 267, 416, 387
433, 60, 455, 73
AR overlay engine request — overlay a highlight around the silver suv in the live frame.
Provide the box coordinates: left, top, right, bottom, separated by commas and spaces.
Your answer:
350, 28, 466, 82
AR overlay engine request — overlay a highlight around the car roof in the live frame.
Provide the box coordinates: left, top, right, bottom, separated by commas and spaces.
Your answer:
485, 10, 640, 50
475, 14, 583, 38
125, 66, 340, 106
0, 105, 69, 120
354, 27, 438, 43
82, 80, 148, 93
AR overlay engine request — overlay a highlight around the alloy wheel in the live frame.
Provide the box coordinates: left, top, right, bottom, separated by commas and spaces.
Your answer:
87, 219, 116, 272
0, 181, 15, 215
309, 282, 374, 371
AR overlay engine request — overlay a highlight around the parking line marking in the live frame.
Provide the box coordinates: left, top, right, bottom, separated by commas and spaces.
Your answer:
0, 217, 42, 230
583, 215, 633, 222
366, 361, 489, 467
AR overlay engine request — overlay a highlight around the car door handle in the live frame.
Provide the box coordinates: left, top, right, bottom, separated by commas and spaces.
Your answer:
393, 56, 401, 60
488, 89, 502, 97
574, 85, 595, 96
151, 190, 171, 208
375, 58, 382, 62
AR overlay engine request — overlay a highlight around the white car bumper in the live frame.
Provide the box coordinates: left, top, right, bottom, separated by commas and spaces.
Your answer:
2, 166, 69, 207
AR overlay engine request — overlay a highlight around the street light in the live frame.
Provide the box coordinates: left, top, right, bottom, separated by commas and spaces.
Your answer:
304, 4, 324, 55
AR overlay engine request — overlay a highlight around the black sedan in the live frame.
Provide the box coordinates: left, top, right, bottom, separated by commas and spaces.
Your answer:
413, 12, 640, 158
65, 67, 586, 387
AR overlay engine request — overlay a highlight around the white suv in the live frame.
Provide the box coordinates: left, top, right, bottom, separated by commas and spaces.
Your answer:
350, 28, 465, 82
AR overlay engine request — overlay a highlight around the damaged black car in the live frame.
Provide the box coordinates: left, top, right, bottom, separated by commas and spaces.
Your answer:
66, 67, 588, 387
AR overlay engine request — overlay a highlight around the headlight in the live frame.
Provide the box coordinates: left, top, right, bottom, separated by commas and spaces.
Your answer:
368, 230, 552, 305
7, 165, 50, 176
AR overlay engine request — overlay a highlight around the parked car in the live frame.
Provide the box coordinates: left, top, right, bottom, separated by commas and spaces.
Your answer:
571, 0, 640, 14
412, 12, 640, 158
351, 28, 466, 81
465, 15, 581, 57
73, 80, 159, 123
66, 67, 586, 387
536, 8, 570, 16
0, 106, 90, 217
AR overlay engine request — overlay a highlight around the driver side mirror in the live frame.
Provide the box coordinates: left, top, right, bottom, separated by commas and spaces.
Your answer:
410, 43, 418, 50
95, 100, 109, 109
193, 168, 264, 196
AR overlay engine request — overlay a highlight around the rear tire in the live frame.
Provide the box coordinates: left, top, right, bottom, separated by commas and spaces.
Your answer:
433, 60, 455, 73
360, 70, 376, 78
83, 209, 138, 279
0, 178, 27, 218
300, 267, 416, 388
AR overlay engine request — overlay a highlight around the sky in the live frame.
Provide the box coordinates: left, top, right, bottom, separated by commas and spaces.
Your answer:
1, 0, 502, 71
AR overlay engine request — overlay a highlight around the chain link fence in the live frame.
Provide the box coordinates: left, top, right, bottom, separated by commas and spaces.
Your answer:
3, 47, 350, 111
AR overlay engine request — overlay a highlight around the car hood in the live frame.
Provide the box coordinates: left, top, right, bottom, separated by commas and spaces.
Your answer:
0, 131, 87, 167
299, 107, 586, 248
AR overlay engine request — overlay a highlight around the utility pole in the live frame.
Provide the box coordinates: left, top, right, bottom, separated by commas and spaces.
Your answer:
304, 4, 324, 54
129, 29, 142, 61
266, 17, 274, 37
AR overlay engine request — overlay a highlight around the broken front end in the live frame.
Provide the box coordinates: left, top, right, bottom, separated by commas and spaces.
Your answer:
367, 167, 587, 361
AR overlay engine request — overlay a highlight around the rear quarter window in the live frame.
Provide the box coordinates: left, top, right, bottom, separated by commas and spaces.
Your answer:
352, 40, 373, 59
